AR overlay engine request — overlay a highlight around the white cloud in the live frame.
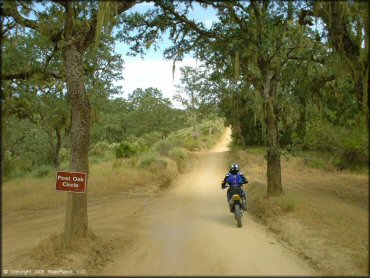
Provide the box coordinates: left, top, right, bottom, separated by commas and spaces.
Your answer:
116, 57, 200, 101
203, 19, 214, 28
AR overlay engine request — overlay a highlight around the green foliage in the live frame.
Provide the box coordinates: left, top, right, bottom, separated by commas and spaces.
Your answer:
3, 85, 190, 180
136, 152, 178, 187
90, 89, 188, 145
59, 148, 70, 163
302, 120, 345, 153
302, 152, 337, 171
183, 136, 201, 151
136, 151, 159, 168
125, 88, 187, 138
154, 139, 180, 156
115, 142, 136, 159
2, 1, 128, 182
168, 147, 188, 162
90, 141, 111, 157
3, 116, 55, 178
136, 132, 163, 148
291, 119, 368, 171
3, 153, 33, 179
33, 165, 54, 178
5, 0, 367, 187
135, 118, 224, 174
337, 129, 368, 170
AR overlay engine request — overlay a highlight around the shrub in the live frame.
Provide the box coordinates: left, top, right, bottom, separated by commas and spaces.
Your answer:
199, 122, 214, 135
183, 136, 201, 150
136, 152, 178, 182
139, 132, 163, 147
247, 182, 295, 221
33, 165, 54, 178
302, 152, 336, 171
3, 152, 16, 178
148, 157, 168, 171
337, 129, 368, 170
89, 141, 110, 157
168, 147, 187, 161
275, 193, 295, 213
59, 148, 70, 163
303, 120, 345, 152
136, 152, 158, 168
3, 153, 33, 179
115, 142, 136, 159
153, 139, 180, 156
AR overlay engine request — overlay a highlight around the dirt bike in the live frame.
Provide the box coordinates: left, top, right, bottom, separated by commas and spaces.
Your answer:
224, 185, 246, 228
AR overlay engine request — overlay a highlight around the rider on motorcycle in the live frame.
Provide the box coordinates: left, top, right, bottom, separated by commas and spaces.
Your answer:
221, 163, 248, 211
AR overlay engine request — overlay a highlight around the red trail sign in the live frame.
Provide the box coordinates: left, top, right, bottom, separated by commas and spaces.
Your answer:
56, 171, 87, 193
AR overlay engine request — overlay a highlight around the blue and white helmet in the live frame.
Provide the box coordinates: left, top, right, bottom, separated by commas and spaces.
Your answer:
230, 163, 239, 174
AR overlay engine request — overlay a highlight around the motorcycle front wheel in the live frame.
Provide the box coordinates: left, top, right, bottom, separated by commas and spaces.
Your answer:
234, 204, 242, 228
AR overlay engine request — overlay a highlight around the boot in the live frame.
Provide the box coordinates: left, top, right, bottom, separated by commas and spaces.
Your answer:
229, 204, 234, 212
242, 197, 247, 210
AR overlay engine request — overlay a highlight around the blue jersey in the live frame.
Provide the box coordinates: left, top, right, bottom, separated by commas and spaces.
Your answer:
225, 173, 246, 187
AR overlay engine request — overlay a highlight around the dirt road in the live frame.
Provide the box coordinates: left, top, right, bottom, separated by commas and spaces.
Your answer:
95, 129, 314, 276
2, 129, 315, 275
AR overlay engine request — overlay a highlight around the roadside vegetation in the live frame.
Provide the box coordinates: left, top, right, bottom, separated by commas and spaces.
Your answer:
2, 117, 224, 212
228, 144, 368, 275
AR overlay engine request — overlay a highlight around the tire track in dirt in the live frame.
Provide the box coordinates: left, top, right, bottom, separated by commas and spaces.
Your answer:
94, 128, 315, 276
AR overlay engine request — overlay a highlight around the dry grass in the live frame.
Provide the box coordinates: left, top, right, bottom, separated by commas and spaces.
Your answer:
2, 120, 224, 213
30, 232, 70, 266
229, 147, 369, 276
2, 176, 65, 212
88, 160, 160, 196
2, 157, 178, 212
247, 182, 296, 220
27, 230, 118, 273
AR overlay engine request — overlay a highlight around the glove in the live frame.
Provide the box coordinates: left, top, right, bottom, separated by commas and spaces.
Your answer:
221, 182, 226, 189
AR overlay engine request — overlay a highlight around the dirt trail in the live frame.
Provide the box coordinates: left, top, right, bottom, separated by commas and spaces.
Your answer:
95, 129, 314, 276
2, 129, 315, 275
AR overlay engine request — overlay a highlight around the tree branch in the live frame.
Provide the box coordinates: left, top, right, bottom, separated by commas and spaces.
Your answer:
156, 1, 217, 39
64, 2, 74, 41
250, 0, 260, 18
43, 44, 59, 72
3, 70, 61, 81
83, 1, 136, 50
286, 55, 326, 65
50, 0, 69, 7
262, 0, 270, 13
235, 1, 250, 15
82, 14, 97, 49
2, 1, 63, 42
2, 1, 39, 31
2, 21, 17, 36
215, 1, 245, 30
115, 1, 137, 15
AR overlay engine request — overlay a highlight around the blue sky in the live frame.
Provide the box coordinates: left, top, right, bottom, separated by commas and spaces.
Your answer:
113, 2, 218, 103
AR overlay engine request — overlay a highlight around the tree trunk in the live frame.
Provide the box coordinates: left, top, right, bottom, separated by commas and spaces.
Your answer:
1, 85, 9, 178
263, 78, 283, 197
297, 96, 307, 141
64, 43, 90, 240
235, 119, 246, 149
53, 128, 62, 169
